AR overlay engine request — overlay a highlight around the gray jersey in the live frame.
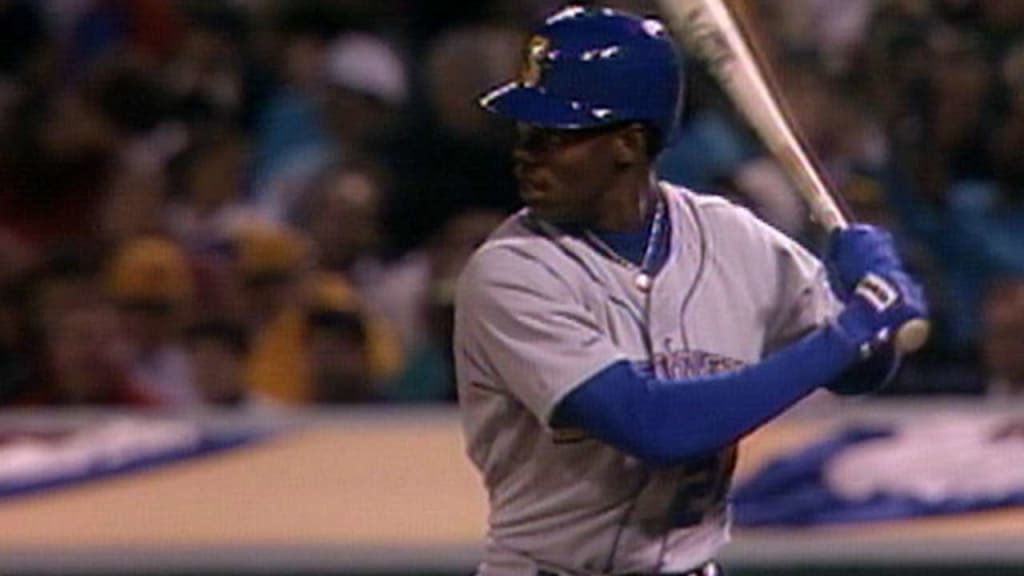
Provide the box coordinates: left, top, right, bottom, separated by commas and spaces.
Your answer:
455, 183, 837, 575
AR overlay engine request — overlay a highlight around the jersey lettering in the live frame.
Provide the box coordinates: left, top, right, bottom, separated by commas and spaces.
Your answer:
641, 349, 744, 527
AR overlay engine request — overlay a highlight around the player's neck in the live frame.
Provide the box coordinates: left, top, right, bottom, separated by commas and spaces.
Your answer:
590, 172, 659, 232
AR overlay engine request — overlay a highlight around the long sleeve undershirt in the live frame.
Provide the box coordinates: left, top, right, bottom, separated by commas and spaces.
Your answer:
552, 325, 887, 467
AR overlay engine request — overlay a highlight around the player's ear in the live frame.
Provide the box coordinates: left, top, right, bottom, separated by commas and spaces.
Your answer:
612, 123, 648, 166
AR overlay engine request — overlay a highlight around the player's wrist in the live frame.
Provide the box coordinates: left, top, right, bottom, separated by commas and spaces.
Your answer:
831, 270, 926, 360
830, 300, 893, 361
828, 303, 881, 360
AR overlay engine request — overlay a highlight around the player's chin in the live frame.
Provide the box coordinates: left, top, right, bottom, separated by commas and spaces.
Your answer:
520, 188, 552, 213
518, 180, 545, 202
519, 183, 574, 221
525, 201, 573, 224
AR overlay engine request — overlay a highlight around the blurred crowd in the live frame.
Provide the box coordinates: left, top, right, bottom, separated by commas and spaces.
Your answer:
0, 0, 1022, 409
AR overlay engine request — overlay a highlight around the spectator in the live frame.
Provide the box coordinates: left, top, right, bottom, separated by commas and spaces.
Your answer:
232, 222, 312, 403
245, 3, 361, 223
981, 276, 1024, 396
307, 273, 401, 404
384, 208, 505, 403
0, 60, 183, 252
387, 23, 520, 253
106, 236, 199, 407
65, 0, 184, 76
0, 82, 113, 253
163, 1, 248, 129
0, 275, 33, 403
253, 29, 410, 227
17, 248, 159, 406
91, 62, 186, 246
184, 318, 261, 407
925, 26, 994, 196
991, 40, 1024, 195
165, 129, 256, 252
977, 0, 1024, 61
300, 160, 423, 363
304, 161, 386, 275
914, 35, 1024, 350
654, 70, 759, 209
321, 32, 408, 160
0, 2, 47, 74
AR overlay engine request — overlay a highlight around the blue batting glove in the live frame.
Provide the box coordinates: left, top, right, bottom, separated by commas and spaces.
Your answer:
832, 268, 929, 358
825, 224, 903, 303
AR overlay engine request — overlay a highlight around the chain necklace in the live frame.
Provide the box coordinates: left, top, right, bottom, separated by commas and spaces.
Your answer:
582, 196, 666, 292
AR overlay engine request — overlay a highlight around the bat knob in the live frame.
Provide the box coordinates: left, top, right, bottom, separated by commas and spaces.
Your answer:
895, 318, 930, 353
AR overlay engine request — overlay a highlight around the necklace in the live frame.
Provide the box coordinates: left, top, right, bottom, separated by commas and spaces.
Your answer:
583, 197, 666, 292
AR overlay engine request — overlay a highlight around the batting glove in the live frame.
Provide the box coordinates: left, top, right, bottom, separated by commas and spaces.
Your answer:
832, 267, 929, 358
825, 224, 903, 303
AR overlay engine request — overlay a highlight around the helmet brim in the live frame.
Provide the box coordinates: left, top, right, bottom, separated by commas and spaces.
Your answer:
479, 82, 612, 130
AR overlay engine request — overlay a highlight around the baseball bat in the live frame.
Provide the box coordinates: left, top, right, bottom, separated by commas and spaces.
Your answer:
656, 0, 930, 353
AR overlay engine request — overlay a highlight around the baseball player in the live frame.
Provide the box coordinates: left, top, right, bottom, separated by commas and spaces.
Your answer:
454, 6, 927, 576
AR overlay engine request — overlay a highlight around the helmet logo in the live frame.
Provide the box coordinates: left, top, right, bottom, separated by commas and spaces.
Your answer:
521, 35, 550, 87
642, 19, 666, 38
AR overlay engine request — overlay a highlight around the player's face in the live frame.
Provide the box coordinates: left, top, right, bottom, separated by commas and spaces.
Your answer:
513, 123, 627, 225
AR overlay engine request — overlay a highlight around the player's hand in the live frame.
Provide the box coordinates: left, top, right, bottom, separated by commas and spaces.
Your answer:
825, 224, 903, 302
832, 268, 928, 358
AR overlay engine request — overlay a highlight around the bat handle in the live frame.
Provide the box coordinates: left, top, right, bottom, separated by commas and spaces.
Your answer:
895, 318, 930, 354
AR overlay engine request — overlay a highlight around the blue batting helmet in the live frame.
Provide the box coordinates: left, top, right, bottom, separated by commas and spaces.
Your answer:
479, 5, 684, 147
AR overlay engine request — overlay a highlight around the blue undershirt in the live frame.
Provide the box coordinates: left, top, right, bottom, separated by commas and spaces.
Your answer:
587, 206, 670, 273
553, 329, 898, 468
591, 228, 649, 266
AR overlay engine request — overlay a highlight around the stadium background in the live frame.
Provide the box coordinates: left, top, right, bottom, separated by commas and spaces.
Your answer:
0, 0, 1022, 574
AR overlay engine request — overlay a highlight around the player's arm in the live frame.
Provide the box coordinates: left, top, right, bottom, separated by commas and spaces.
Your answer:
553, 227, 926, 467
553, 284, 922, 467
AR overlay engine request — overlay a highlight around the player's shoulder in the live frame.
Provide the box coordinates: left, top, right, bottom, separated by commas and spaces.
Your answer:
661, 181, 820, 273
662, 181, 761, 226
463, 209, 551, 267
661, 181, 799, 248
457, 210, 570, 298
